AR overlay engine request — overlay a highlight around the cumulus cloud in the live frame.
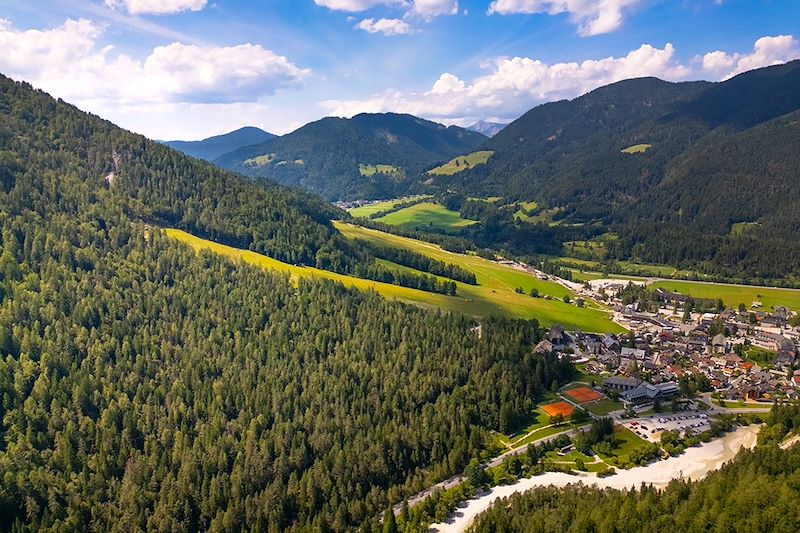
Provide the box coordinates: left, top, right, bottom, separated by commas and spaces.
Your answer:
321, 42, 690, 122
355, 17, 412, 35
488, 0, 639, 36
701, 35, 800, 80
411, 0, 459, 19
320, 36, 799, 125
0, 18, 309, 105
104, 0, 208, 15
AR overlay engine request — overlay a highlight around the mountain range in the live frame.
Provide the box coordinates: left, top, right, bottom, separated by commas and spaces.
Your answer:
163, 126, 275, 161
433, 60, 800, 279
213, 112, 487, 200
467, 120, 506, 137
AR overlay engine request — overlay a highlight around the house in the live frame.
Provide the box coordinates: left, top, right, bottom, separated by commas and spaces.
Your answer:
621, 382, 681, 407
534, 340, 554, 354
712, 334, 728, 353
603, 376, 642, 392
621, 347, 646, 360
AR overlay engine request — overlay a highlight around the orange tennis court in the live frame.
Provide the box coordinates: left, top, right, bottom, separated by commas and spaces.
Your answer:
542, 401, 575, 418
564, 386, 603, 404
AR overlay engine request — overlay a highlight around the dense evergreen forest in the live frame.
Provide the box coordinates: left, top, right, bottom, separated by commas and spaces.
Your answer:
0, 74, 577, 530
470, 405, 800, 532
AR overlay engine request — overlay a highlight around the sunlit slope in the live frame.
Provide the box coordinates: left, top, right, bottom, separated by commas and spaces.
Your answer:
168, 228, 622, 331
334, 222, 624, 332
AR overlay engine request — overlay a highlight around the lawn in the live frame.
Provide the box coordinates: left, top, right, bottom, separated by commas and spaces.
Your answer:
506, 409, 550, 442
335, 222, 625, 332
648, 279, 800, 313
745, 346, 777, 366
373, 202, 478, 231
595, 427, 648, 466
427, 150, 494, 175
621, 143, 651, 154
585, 399, 624, 416
347, 195, 430, 218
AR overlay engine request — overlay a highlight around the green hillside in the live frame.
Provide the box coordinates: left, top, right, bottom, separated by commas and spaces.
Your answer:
438, 61, 800, 281
214, 112, 487, 200
0, 73, 584, 531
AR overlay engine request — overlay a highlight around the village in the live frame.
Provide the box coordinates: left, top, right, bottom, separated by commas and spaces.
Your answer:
541, 280, 800, 411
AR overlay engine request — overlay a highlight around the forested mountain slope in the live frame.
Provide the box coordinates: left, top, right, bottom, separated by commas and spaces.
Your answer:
0, 75, 571, 530
215, 112, 487, 200
443, 61, 800, 280
163, 126, 275, 161
470, 405, 800, 532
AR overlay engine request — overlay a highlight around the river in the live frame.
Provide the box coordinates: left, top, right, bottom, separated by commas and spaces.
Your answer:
429, 425, 760, 532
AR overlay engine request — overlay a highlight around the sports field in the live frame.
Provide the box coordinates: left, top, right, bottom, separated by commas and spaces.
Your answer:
373, 202, 478, 231
564, 386, 603, 404
541, 401, 575, 418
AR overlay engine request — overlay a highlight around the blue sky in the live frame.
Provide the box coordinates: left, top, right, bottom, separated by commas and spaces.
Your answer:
0, 0, 798, 139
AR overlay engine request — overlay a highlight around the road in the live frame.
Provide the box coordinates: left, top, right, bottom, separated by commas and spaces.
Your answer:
394, 425, 586, 514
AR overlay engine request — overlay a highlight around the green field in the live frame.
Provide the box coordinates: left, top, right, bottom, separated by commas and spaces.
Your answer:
335, 222, 625, 332
427, 150, 494, 175
169, 226, 624, 332
648, 279, 800, 312
514, 206, 562, 225
373, 202, 478, 231
358, 163, 400, 177
621, 143, 651, 154
243, 153, 276, 166
731, 221, 761, 236
585, 399, 623, 416
347, 196, 431, 218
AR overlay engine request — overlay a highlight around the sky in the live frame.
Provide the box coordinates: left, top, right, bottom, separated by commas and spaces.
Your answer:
0, 0, 798, 140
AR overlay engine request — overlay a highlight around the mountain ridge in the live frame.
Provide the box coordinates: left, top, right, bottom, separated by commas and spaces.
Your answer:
164, 126, 275, 161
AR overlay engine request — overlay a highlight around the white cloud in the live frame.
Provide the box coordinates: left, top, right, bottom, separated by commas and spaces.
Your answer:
488, 0, 639, 36
701, 35, 800, 80
313, 0, 405, 11
315, 0, 457, 19
321, 42, 690, 122
411, 0, 459, 19
104, 0, 208, 15
355, 17, 413, 35
0, 18, 309, 105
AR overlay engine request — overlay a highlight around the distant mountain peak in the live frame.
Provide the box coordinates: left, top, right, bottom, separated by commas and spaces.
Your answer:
164, 126, 276, 161
467, 120, 507, 137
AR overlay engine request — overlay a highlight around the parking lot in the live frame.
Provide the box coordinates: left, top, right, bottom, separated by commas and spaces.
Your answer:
624, 413, 711, 443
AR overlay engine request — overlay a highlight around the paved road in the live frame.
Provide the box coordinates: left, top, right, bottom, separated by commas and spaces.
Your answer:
395, 426, 585, 513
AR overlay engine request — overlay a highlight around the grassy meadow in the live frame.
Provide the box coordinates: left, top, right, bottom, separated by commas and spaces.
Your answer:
347, 195, 431, 218
621, 144, 652, 154
427, 150, 494, 175
335, 222, 624, 332
648, 279, 800, 312
373, 202, 478, 231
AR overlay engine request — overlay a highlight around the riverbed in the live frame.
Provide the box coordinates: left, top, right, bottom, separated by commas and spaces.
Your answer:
430, 425, 760, 532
